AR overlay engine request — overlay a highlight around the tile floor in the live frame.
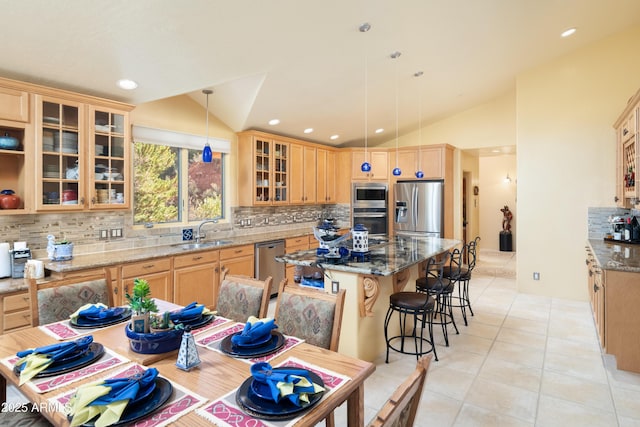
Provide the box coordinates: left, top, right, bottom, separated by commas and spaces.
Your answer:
7, 249, 640, 426
332, 249, 640, 426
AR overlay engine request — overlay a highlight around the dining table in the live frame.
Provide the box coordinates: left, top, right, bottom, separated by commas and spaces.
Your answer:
0, 303, 376, 426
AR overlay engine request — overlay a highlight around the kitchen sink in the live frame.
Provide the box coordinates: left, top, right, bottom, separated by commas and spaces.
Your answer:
172, 240, 233, 250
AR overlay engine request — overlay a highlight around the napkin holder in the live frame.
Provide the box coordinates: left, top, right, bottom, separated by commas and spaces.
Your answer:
176, 327, 200, 371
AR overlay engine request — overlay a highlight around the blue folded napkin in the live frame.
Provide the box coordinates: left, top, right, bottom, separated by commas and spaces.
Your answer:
16, 336, 94, 385
231, 317, 277, 347
79, 306, 124, 321
250, 362, 323, 406
68, 368, 159, 427
170, 302, 204, 323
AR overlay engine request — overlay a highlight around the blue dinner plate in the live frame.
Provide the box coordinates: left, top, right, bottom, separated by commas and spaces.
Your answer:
220, 331, 285, 358
177, 313, 214, 329
14, 343, 105, 378
71, 308, 132, 329
70, 377, 173, 427
82, 307, 126, 321
235, 368, 325, 420
231, 331, 274, 349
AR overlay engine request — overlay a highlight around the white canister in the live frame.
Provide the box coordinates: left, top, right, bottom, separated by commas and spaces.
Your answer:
352, 223, 369, 253
0, 243, 10, 278
24, 259, 44, 279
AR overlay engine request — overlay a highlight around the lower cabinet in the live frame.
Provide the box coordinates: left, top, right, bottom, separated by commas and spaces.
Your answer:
1, 290, 31, 333
121, 258, 172, 303
220, 244, 254, 277
173, 250, 220, 308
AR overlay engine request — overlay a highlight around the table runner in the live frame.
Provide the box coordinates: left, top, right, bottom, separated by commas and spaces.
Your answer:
1, 346, 129, 394
49, 363, 208, 427
195, 322, 304, 364
196, 356, 350, 427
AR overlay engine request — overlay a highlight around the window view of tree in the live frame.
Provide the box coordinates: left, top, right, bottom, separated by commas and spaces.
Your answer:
133, 143, 179, 224
133, 142, 225, 226
187, 149, 223, 221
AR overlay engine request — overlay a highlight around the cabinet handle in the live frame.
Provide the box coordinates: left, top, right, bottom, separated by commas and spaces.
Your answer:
80, 197, 85, 204
215, 267, 219, 273
193, 256, 203, 261
113, 286, 118, 294
143, 264, 154, 269
594, 283, 599, 292
91, 197, 96, 204
235, 250, 242, 254
124, 285, 129, 294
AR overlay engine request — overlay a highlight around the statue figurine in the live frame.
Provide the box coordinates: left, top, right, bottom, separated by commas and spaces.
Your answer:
500, 205, 513, 233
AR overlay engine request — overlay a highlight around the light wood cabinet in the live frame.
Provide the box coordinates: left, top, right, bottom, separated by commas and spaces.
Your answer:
1, 290, 31, 334
0, 85, 29, 123
122, 258, 172, 303
586, 247, 605, 348
614, 89, 640, 208
237, 131, 289, 206
220, 244, 254, 277
389, 145, 448, 181
0, 117, 32, 214
351, 150, 388, 181
317, 148, 336, 203
290, 144, 316, 204
173, 250, 220, 308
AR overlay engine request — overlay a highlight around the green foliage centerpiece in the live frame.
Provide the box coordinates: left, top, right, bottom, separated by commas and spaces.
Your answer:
125, 278, 158, 333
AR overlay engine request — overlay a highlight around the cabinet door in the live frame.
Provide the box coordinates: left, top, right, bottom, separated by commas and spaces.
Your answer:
418, 147, 444, 179
174, 263, 218, 308
289, 144, 304, 203
393, 150, 417, 179
220, 245, 255, 277
88, 106, 130, 209
36, 95, 85, 210
0, 86, 29, 122
316, 149, 335, 204
352, 150, 388, 181
254, 136, 272, 204
123, 271, 172, 303
272, 140, 289, 204
303, 146, 316, 203
325, 150, 336, 203
0, 119, 30, 214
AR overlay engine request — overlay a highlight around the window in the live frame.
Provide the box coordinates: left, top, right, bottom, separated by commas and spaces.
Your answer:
132, 126, 228, 226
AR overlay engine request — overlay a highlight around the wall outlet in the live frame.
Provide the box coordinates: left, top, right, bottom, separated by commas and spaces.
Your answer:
110, 228, 123, 238
99, 229, 109, 240
331, 280, 340, 293
246, 218, 252, 226
533, 272, 540, 280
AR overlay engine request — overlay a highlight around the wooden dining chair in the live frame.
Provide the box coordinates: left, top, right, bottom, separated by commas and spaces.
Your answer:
274, 278, 346, 351
215, 268, 272, 322
29, 268, 113, 326
367, 355, 432, 427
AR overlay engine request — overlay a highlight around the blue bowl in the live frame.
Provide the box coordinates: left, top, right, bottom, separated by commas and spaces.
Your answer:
0, 133, 19, 150
125, 323, 184, 354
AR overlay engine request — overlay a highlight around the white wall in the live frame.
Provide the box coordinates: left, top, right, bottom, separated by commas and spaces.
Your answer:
479, 155, 517, 251
517, 25, 640, 300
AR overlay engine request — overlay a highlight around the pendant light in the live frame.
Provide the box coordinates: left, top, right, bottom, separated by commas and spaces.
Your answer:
202, 89, 213, 163
414, 71, 424, 178
391, 51, 402, 177
360, 22, 372, 172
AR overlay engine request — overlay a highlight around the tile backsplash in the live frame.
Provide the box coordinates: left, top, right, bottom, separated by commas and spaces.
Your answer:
587, 206, 640, 239
0, 204, 351, 258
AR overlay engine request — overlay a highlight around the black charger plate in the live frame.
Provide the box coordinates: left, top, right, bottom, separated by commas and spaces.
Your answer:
235, 368, 324, 420
14, 343, 104, 378
220, 331, 285, 358
71, 308, 132, 329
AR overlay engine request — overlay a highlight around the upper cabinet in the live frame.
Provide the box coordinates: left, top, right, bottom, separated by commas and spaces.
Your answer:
317, 148, 336, 203
290, 144, 316, 204
389, 145, 451, 181
351, 149, 388, 181
0, 86, 29, 123
238, 131, 290, 206
614, 89, 640, 208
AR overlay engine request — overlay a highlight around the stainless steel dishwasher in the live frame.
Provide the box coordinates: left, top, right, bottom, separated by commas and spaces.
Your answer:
255, 240, 285, 297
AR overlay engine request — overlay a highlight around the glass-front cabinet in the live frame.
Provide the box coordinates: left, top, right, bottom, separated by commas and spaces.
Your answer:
89, 106, 129, 209
36, 96, 85, 210
238, 131, 289, 206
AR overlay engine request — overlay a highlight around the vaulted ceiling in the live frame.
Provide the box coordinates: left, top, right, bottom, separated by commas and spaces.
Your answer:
2, 1, 640, 148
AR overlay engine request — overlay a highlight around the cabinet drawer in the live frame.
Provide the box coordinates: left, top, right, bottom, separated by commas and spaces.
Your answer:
4, 310, 31, 330
286, 244, 309, 254
220, 244, 254, 261
174, 250, 219, 269
286, 236, 311, 248
4, 292, 30, 311
0, 86, 29, 122
122, 258, 171, 278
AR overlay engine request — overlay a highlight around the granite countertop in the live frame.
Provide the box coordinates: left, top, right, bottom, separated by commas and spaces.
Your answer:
588, 239, 640, 272
276, 236, 461, 276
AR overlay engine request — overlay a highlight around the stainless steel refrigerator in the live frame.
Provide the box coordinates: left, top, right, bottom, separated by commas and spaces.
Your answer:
393, 180, 444, 237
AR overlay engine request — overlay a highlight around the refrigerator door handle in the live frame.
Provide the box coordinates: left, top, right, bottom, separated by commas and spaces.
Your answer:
412, 185, 418, 230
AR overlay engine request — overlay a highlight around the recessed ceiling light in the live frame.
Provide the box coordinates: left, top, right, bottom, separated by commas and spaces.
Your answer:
492, 149, 500, 153
561, 28, 576, 38
375, 128, 384, 134
304, 128, 313, 134
117, 79, 138, 90
330, 135, 339, 140
268, 119, 280, 125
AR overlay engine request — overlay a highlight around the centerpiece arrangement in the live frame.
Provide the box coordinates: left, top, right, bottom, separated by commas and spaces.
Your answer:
124, 279, 184, 354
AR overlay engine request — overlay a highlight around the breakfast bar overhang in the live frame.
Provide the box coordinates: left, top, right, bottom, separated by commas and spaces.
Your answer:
276, 236, 460, 361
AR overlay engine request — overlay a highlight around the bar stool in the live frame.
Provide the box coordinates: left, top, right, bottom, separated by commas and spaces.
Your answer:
416, 250, 459, 346
445, 237, 479, 326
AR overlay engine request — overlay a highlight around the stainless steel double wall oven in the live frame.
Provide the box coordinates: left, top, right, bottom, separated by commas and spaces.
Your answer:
351, 182, 388, 236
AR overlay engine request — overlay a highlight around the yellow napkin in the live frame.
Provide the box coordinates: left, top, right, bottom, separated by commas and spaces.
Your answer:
16, 353, 52, 386
67, 381, 127, 427
277, 375, 325, 404
69, 303, 108, 322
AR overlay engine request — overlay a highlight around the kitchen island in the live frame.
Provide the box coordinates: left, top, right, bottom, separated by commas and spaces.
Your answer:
276, 235, 460, 361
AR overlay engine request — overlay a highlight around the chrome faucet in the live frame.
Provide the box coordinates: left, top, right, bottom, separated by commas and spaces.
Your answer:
195, 218, 219, 243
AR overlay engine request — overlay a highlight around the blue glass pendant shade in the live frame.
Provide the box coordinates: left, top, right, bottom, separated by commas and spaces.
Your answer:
415, 170, 424, 178
392, 167, 402, 176
202, 144, 213, 163
361, 162, 371, 172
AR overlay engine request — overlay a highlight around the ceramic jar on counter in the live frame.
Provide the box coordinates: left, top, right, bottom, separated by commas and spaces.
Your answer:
0, 190, 21, 209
